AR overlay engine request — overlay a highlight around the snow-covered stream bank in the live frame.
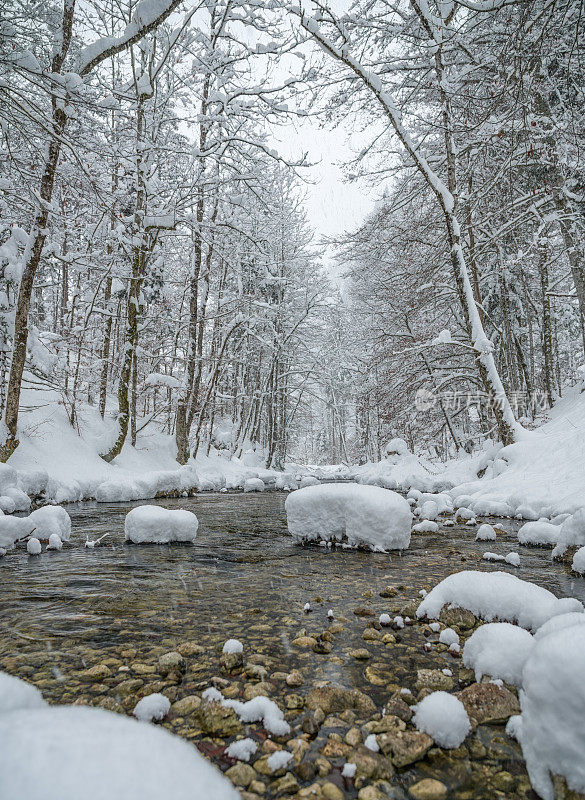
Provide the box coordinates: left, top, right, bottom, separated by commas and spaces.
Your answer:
2, 493, 584, 800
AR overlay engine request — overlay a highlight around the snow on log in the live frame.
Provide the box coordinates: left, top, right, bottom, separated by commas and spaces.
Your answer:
285, 483, 412, 551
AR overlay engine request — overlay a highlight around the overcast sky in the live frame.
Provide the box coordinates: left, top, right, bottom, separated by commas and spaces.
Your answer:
272, 117, 379, 271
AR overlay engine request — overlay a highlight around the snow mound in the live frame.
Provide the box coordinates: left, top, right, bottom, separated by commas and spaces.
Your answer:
0, 515, 34, 549
224, 695, 290, 737
204, 689, 290, 736
462, 622, 534, 686
0, 705, 238, 800
416, 571, 584, 631
27, 505, 71, 542
124, 505, 198, 544
572, 546, 585, 574
482, 551, 520, 567
446, 388, 585, 519
475, 524, 496, 541
0, 672, 46, 714
534, 612, 585, 641
285, 483, 411, 552
47, 533, 63, 550
413, 691, 471, 748
27, 537, 42, 555
243, 477, 265, 493
517, 519, 559, 546
413, 520, 439, 533
222, 639, 243, 654
552, 508, 585, 558
299, 475, 320, 488
266, 750, 293, 772
519, 626, 585, 800
133, 693, 170, 722
225, 738, 257, 761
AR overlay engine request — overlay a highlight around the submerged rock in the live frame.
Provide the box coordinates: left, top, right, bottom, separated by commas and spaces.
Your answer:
305, 685, 376, 716
408, 778, 448, 800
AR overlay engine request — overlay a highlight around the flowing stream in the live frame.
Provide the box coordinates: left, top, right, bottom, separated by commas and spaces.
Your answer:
1, 492, 582, 799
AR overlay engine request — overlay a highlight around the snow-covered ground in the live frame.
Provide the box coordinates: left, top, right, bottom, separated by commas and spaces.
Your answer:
1, 386, 315, 506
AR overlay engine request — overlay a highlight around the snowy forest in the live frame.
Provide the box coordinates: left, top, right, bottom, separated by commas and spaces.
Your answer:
1, 1, 585, 800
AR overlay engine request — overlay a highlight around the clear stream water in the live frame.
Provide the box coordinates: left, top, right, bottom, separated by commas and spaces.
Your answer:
1, 493, 583, 798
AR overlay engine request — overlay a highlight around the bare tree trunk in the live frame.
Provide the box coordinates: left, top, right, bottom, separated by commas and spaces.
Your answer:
538, 240, 555, 407
0, 0, 75, 462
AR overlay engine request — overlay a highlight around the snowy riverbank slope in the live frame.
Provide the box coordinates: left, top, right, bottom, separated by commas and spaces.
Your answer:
1, 386, 308, 505
446, 387, 585, 519
3, 385, 585, 519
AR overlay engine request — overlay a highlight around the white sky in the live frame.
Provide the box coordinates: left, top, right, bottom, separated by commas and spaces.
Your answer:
272, 118, 379, 269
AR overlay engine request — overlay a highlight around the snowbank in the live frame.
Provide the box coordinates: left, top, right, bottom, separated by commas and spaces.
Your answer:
448, 388, 585, 520
413, 692, 471, 748
285, 483, 412, 551
462, 622, 534, 686
416, 571, 584, 631
3, 386, 316, 507
519, 626, 585, 800
0, 704, 238, 800
124, 505, 198, 544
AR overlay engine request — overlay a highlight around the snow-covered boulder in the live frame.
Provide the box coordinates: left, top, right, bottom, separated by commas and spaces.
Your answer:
518, 518, 559, 546
0, 672, 46, 714
27, 506, 71, 542
4, 486, 31, 511
534, 611, 585, 642
518, 625, 585, 800
0, 495, 16, 513
419, 500, 439, 520
96, 476, 157, 503
462, 622, 534, 686
124, 505, 198, 544
572, 546, 585, 575
299, 475, 320, 488
0, 705, 238, 800
416, 571, 584, 632
285, 483, 412, 551
475, 523, 496, 541
413, 520, 439, 533
469, 498, 512, 517
413, 691, 470, 748
552, 508, 585, 558
0, 515, 34, 550
384, 438, 409, 456
243, 477, 265, 493
17, 468, 49, 498
203, 689, 290, 737
27, 537, 42, 555
0, 463, 18, 495
133, 693, 170, 723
